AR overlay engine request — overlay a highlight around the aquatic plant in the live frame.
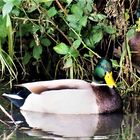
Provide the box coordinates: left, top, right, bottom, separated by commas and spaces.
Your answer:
0, 0, 139, 95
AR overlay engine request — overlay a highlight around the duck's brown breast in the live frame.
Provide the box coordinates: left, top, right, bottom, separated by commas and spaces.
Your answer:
92, 86, 122, 114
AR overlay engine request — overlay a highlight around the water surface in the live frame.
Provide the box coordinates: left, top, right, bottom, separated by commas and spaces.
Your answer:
0, 86, 140, 139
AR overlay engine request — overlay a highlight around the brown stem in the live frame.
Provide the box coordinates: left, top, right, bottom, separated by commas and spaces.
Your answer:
55, 0, 67, 16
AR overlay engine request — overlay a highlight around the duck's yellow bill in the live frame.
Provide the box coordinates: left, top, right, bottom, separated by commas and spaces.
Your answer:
104, 71, 116, 88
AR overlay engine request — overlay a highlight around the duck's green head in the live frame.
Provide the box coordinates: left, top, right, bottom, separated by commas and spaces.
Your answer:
94, 58, 116, 88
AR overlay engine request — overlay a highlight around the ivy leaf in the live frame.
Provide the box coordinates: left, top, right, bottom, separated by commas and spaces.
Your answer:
72, 39, 81, 49
95, 13, 107, 21
104, 25, 116, 34
12, 8, 20, 16
33, 45, 42, 60
89, 13, 106, 22
53, 43, 69, 55
32, 24, 40, 33
79, 16, 87, 27
92, 30, 103, 44
71, 4, 83, 18
66, 14, 78, 23
2, 2, 13, 17
85, 0, 93, 13
85, 37, 93, 48
41, 38, 51, 47
48, 7, 57, 17
69, 47, 79, 58
85, 29, 103, 48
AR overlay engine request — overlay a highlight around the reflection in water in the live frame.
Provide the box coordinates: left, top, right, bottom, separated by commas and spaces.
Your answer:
13, 111, 123, 139
2, 111, 140, 139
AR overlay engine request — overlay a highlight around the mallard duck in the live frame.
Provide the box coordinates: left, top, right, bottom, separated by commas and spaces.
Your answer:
3, 58, 122, 114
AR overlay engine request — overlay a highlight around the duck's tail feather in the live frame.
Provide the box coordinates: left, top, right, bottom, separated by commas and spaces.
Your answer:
2, 87, 31, 108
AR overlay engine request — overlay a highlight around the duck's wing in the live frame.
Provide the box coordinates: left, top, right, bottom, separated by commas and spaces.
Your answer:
16, 79, 92, 94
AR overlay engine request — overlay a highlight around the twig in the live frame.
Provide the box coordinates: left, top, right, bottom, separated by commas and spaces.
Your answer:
55, 0, 67, 16
0, 119, 10, 127
0, 105, 17, 126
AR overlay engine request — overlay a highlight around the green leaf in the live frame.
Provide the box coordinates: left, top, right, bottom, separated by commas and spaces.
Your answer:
85, 0, 93, 13
0, 1, 4, 9
89, 13, 107, 22
48, 7, 57, 17
71, 4, 83, 18
127, 28, 136, 38
66, 0, 72, 5
85, 29, 103, 48
111, 59, 119, 68
23, 52, 31, 65
79, 16, 87, 27
14, 0, 21, 6
32, 24, 40, 33
66, 14, 79, 23
63, 57, 73, 68
69, 47, 79, 58
2, 2, 13, 17
72, 39, 81, 49
84, 53, 90, 57
53, 43, 69, 55
30, 40, 36, 48
41, 38, 51, 47
19, 23, 33, 37
104, 25, 116, 34
11, 8, 20, 16
3, 0, 21, 6
33, 45, 42, 60
92, 30, 103, 44
69, 22, 81, 32
85, 38, 93, 48
0, 16, 7, 38
95, 13, 107, 20
42, 0, 53, 7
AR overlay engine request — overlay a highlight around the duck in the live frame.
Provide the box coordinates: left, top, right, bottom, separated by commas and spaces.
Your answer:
3, 58, 122, 114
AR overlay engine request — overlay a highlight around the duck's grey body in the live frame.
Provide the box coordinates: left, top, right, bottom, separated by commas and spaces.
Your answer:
21, 89, 99, 114
3, 79, 122, 114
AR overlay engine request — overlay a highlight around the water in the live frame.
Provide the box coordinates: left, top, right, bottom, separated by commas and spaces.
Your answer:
1, 109, 140, 140
0, 86, 140, 139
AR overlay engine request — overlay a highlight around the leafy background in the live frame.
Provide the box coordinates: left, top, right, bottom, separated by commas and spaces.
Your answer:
0, 0, 139, 95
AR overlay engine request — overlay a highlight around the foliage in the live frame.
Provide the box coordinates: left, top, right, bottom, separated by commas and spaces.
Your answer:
0, 0, 139, 94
